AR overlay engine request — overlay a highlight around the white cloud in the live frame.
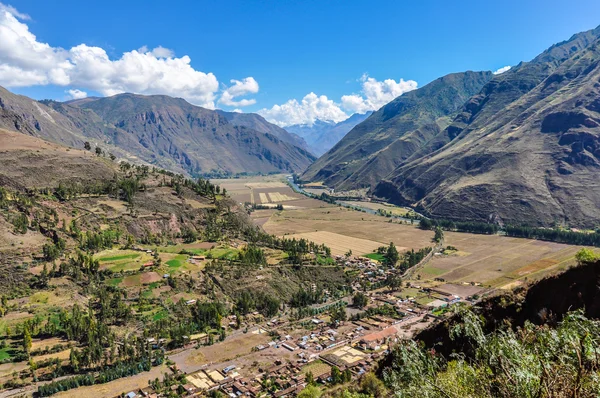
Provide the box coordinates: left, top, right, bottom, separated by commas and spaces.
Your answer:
258, 92, 349, 127
66, 88, 87, 99
218, 77, 259, 107
493, 65, 511, 75
341, 74, 417, 114
151, 45, 174, 58
0, 3, 252, 109
259, 75, 417, 127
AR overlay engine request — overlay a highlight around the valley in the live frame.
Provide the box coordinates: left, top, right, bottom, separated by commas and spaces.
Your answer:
0, 7, 599, 397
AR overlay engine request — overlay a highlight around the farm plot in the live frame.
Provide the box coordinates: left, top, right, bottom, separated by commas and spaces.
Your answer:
282, 231, 384, 256
96, 249, 152, 272
426, 233, 584, 287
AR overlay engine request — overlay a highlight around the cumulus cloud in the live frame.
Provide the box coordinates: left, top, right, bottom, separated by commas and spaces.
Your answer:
341, 74, 417, 114
493, 65, 511, 75
259, 75, 417, 127
66, 88, 87, 99
218, 77, 259, 107
0, 3, 256, 109
258, 92, 349, 127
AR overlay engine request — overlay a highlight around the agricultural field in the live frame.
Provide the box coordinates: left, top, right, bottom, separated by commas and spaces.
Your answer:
284, 231, 383, 256
212, 175, 325, 209
421, 232, 591, 288
258, 198, 587, 289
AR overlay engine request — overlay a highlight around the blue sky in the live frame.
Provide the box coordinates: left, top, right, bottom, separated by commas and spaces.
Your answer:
2, 0, 600, 125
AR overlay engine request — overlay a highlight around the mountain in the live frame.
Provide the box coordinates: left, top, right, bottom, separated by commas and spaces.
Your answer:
372, 26, 600, 227
302, 71, 494, 189
215, 110, 311, 153
286, 112, 372, 156
0, 86, 315, 176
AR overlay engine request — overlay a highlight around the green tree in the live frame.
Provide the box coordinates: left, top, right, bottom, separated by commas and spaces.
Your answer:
434, 227, 444, 243
352, 292, 368, 309
84, 141, 91, 151
23, 326, 32, 357
575, 248, 597, 264
386, 242, 399, 266
297, 385, 322, 398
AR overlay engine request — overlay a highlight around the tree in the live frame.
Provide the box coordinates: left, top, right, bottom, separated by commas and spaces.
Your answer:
331, 366, 343, 384
345, 249, 353, 258
84, 141, 91, 151
297, 385, 322, 398
330, 306, 347, 325
387, 274, 402, 291
109, 153, 116, 161
23, 326, 32, 357
575, 248, 597, 264
386, 242, 399, 266
352, 292, 368, 309
95, 146, 103, 156
359, 372, 387, 398
434, 227, 444, 243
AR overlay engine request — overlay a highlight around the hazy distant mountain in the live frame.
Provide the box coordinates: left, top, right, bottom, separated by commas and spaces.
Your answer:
302, 71, 494, 189
372, 25, 600, 227
286, 112, 372, 156
0, 87, 315, 176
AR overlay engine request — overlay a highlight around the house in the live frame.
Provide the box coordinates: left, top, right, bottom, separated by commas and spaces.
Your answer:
360, 326, 399, 349
142, 262, 154, 267
282, 342, 298, 351
186, 299, 197, 305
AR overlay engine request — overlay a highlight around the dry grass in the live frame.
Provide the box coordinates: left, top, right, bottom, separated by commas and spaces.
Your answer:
283, 231, 384, 256
54, 365, 169, 397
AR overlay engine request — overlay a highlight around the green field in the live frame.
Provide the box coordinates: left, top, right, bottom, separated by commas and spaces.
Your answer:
98, 253, 140, 262
166, 255, 187, 268
107, 277, 123, 287
365, 252, 386, 262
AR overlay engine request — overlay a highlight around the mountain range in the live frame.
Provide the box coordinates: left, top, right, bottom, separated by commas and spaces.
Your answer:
285, 112, 372, 156
304, 25, 600, 227
0, 87, 315, 177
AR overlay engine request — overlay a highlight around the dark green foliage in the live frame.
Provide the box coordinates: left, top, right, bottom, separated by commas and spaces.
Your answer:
505, 225, 600, 247
352, 292, 368, 309
11, 212, 29, 234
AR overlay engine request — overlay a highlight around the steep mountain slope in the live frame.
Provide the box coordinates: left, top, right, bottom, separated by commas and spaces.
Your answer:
0, 86, 315, 176
73, 94, 315, 175
286, 112, 372, 156
215, 110, 310, 152
302, 72, 493, 189
373, 26, 600, 227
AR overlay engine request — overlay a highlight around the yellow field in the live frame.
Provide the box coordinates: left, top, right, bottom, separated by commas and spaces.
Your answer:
259, 193, 269, 203
245, 181, 287, 189
267, 192, 296, 202
283, 231, 385, 256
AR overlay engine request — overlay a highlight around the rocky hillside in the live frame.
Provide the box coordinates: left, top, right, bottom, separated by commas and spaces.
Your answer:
0, 86, 315, 176
286, 112, 372, 156
215, 110, 311, 153
373, 26, 600, 227
301, 71, 493, 189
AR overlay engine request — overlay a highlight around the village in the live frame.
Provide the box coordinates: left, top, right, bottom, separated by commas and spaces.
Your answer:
115, 251, 484, 398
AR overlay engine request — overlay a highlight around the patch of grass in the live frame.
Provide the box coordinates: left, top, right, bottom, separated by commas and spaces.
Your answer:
0, 347, 12, 361
209, 247, 238, 260
316, 254, 335, 265
365, 252, 386, 262
107, 277, 123, 287
98, 253, 140, 262
166, 255, 187, 268
152, 310, 168, 321
30, 292, 49, 304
